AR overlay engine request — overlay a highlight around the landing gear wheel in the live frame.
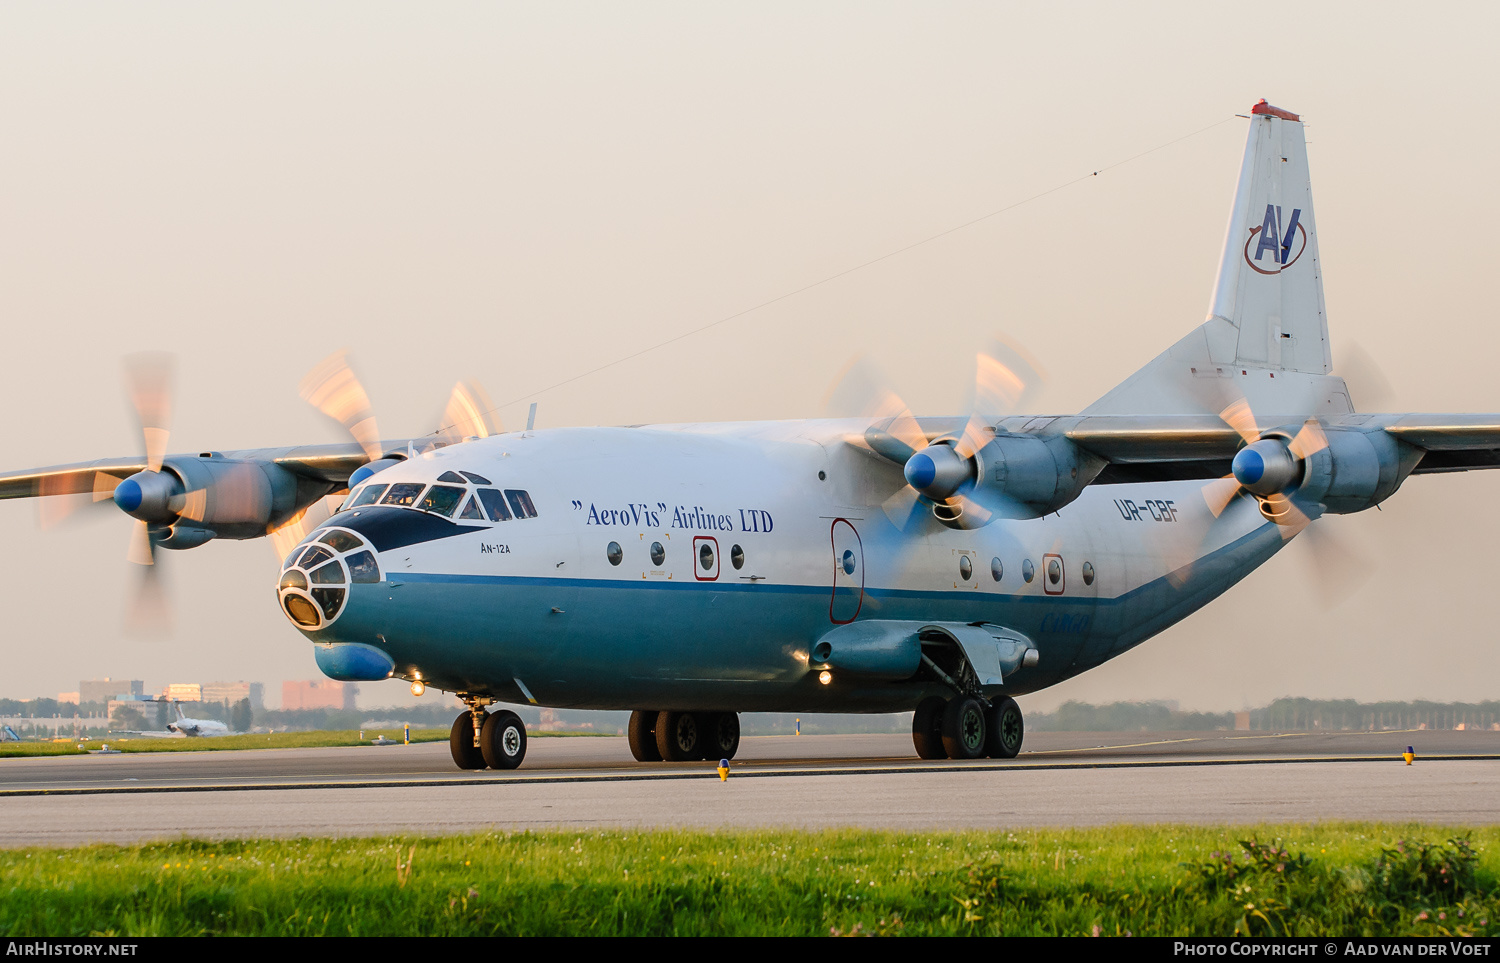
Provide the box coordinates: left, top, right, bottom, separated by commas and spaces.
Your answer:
481, 709, 527, 770
449, 712, 485, 770
628, 710, 662, 762
912, 696, 947, 759
701, 712, 740, 760
942, 696, 988, 760
655, 710, 700, 761
985, 695, 1024, 759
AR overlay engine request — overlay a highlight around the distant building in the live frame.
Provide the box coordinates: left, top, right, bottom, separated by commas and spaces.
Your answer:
57, 692, 80, 705
201, 681, 265, 711
162, 683, 202, 703
80, 679, 145, 704
282, 680, 356, 711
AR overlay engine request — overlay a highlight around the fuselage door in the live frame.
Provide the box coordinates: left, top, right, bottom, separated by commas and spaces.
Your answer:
829, 518, 864, 624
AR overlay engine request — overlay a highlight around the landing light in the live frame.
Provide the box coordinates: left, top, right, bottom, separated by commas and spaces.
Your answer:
818, 670, 832, 685
410, 681, 426, 697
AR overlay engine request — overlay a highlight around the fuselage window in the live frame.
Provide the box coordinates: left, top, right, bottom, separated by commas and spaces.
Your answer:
991, 557, 1003, 582
381, 483, 425, 507
699, 542, 715, 571
606, 541, 623, 566
437, 471, 466, 483
1048, 558, 1062, 585
1082, 561, 1095, 586
730, 544, 745, 570
461, 471, 492, 485
959, 555, 973, 581
1022, 559, 1035, 583
459, 496, 485, 521
349, 484, 387, 509
477, 488, 511, 522
650, 541, 666, 566
420, 485, 466, 517
505, 489, 538, 519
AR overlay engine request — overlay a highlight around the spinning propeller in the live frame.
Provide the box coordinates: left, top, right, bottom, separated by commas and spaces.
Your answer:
1183, 345, 1392, 605
830, 337, 1046, 531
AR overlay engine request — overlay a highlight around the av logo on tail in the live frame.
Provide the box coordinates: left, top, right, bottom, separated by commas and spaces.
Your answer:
1244, 203, 1306, 274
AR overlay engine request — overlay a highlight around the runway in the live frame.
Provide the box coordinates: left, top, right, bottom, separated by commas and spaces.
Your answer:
2, 730, 1496, 847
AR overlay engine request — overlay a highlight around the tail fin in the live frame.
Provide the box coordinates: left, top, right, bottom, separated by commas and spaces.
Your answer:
1085, 101, 1350, 417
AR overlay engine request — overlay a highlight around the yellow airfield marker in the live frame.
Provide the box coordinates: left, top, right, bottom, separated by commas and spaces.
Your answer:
1403, 745, 1414, 765
718, 758, 730, 781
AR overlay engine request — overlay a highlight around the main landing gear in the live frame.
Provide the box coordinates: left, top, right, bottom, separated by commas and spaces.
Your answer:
913, 694, 1023, 760
627, 710, 741, 762
449, 699, 527, 771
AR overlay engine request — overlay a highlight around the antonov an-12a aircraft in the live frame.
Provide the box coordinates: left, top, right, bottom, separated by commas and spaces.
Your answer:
5, 100, 1499, 771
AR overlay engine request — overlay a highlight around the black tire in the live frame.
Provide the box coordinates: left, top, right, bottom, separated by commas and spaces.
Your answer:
628, 710, 662, 762
655, 710, 700, 761
941, 696, 987, 760
700, 711, 740, 761
912, 697, 947, 759
985, 695, 1024, 759
481, 709, 527, 770
449, 712, 485, 770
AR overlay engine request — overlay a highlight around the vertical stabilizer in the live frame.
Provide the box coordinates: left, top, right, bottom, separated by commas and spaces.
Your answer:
1085, 101, 1348, 417
1205, 101, 1330, 374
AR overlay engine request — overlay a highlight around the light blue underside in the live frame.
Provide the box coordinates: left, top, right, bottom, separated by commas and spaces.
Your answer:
307, 523, 1284, 713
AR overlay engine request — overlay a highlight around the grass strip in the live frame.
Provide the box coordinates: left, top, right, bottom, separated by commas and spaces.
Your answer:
1, 824, 1497, 936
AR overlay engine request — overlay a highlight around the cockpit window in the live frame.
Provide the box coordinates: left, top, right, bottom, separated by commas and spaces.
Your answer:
477, 488, 511, 522
348, 484, 387, 509
318, 530, 363, 553
346, 550, 380, 583
505, 489, 538, 519
461, 471, 492, 485
380, 483, 425, 507
437, 471, 465, 483
459, 495, 485, 521
300, 545, 334, 570
419, 485, 466, 517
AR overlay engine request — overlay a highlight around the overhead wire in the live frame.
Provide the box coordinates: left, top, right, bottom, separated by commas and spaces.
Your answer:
436, 113, 1241, 435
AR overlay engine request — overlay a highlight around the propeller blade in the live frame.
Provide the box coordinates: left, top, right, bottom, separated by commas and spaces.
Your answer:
1287, 418, 1328, 460
267, 493, 340, 561
124, 353, 174, 473
37, 472, 122, 529
300, 351, 383, 463
124, 563, 172, 639
438, 380, 501, 444
1295, 517, 1376, 609
1201, 474, 1243, 518
968, 335, 1045, 422
881, 486, 928, 532
126, 519, 155, 566
1334, 341, 1396, 412
1218, 396, 1260, 446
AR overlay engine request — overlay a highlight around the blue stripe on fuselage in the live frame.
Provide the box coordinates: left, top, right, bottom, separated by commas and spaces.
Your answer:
306, 523, 1283, 711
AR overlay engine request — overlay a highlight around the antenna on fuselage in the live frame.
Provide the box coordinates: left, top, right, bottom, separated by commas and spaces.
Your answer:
526, 403, 537, 432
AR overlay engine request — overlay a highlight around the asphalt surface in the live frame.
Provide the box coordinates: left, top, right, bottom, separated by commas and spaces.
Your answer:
2, 730, 1496, 846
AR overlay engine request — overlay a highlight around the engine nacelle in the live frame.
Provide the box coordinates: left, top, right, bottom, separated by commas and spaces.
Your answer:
963, 432, 1103, 522
1284, 427, 1421, 515
113, 456, 307, 547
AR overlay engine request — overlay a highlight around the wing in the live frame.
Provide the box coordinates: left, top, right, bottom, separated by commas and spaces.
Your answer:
0, 439, 425, 544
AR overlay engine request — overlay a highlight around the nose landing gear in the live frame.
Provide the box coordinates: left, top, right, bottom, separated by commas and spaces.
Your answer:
448, 696, 529, 771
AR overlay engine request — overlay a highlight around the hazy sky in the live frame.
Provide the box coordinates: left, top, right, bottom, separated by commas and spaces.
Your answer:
2, 3, 1497, 712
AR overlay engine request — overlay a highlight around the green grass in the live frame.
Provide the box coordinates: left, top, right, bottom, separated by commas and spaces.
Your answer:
2, 825, 1497, 936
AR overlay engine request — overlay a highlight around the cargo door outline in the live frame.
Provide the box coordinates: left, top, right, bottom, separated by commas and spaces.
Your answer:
829, 518, 865, 624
